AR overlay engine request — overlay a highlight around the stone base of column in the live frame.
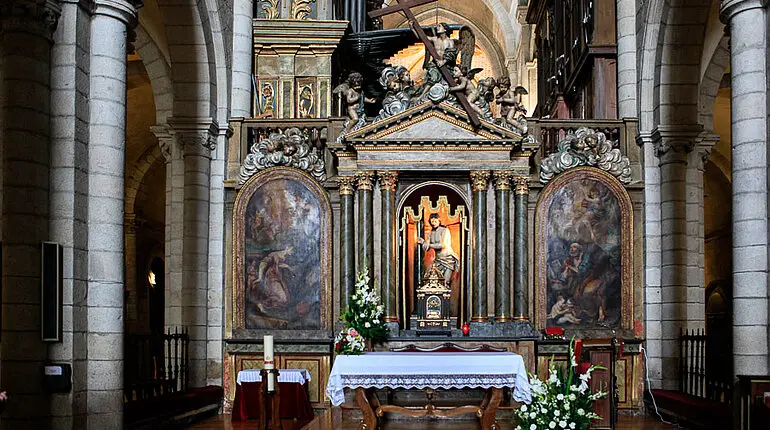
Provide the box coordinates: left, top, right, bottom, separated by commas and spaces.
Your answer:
495, 316, 512, 323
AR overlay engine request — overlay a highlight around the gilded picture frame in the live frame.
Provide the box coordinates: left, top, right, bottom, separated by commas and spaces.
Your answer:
535, 166, 633, 330
232, 167, 332, 333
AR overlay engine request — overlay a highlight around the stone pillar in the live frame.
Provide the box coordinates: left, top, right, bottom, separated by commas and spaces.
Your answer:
686, 133, 719, 298
720, 0, 769, 378
0, 0, 60, 425
355, 171, 375, 278
653, 125, 700, 390
86, 1, 139, 427
493, 171, 513, 322
378, 171, 398, 322
513, 176, 530, 320
616, 0, 637, 118
231, 0, 253, 117
339, 176, 356, 307
152, 125, 184, 331
171, 121, 218, 388
470, 171, 491, 322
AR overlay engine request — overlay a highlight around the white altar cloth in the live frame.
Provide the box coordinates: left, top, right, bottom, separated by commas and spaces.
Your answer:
237, 368, 311, 385
325, 352, 531, 406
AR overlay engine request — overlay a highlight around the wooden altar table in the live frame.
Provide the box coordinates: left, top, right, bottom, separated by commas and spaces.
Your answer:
325, 352, 531, 430
232, 368, 314, 422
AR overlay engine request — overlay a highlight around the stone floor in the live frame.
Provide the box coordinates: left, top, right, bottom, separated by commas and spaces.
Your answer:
188, 410, 678, 429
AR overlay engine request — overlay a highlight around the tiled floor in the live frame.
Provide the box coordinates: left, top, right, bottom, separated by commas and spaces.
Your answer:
188, 410, 678, 429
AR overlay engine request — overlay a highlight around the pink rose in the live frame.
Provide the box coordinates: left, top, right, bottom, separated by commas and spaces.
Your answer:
348, 328, 359, 337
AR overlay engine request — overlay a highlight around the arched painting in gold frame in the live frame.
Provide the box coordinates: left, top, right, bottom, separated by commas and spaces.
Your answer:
233, 167, 332, 332
535, 166, 633, 331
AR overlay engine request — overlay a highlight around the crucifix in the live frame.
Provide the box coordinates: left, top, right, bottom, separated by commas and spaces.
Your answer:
369, 0, 482, 128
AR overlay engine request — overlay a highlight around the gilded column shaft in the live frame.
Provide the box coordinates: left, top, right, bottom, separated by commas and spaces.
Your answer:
494, 171, 513, 322
379, 171, 398, 321
339, 176, 356, 306
470, 171, 490, 321
513, 177, 530, 320
355, 171, 375, 279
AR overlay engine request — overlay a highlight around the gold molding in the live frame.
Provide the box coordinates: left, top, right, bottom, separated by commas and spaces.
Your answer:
354, 170, 375, 190
232, 167, 333, 332
470, 171, 491, 192
534, 166, 634, 331
492, 171, 513, 190
377, 171, 398, 192
338, 176, 355, 195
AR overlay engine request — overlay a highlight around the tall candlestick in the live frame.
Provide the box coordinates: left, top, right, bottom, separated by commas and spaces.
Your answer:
267, 371, 275, 392
263, 335, 275, 369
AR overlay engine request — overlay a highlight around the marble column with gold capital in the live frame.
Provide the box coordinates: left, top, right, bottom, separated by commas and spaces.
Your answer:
493, 171, 513, 322
355, 171, 376, 281
339, 176, 356, 306
470, 171, 491, 321
378, 171, 398, 322
513, 176, 530, 320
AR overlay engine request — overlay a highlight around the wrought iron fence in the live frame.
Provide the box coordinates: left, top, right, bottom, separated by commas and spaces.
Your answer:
679, 328, 733, 403
124, 328, 189, 403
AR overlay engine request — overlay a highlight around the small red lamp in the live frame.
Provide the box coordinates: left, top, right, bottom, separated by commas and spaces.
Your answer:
461, 322, 470, 336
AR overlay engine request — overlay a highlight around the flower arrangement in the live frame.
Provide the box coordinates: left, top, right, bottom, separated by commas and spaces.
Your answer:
334, 327, 365, 355
514, 338, 605, 430
340, 270, 388, 343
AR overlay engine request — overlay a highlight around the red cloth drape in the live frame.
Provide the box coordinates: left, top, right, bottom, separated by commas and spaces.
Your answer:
231, 381, 313, 422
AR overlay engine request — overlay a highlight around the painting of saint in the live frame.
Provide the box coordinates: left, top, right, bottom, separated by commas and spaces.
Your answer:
540, 170, 629, 330
242, 176, 323, 329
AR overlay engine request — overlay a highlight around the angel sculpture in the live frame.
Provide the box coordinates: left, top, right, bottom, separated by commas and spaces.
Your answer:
449, 65, 486, 116
495, 77, 529, 134
333, 72, 376, 133
413, 22, 475, 71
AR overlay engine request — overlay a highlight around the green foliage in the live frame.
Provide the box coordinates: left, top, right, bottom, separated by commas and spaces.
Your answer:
341, 270, 388, 343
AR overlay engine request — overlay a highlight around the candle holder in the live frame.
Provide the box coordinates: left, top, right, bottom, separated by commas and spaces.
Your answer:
259, 368, 281, 430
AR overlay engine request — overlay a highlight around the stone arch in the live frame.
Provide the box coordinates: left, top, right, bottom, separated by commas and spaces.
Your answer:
125, 145, 164, 215
134, 24, 174, 125
698, 35, 730, 130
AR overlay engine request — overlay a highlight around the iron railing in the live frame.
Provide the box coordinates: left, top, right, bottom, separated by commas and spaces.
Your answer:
124, 328, 189, 403
680, 328, 733, 403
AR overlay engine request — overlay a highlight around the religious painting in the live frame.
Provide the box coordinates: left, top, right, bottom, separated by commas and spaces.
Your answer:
398, 183, 469, 328
296, 78, 316, 118
233, 168, 331, 331
256, 79, 277, 119
536, 167, 633, 330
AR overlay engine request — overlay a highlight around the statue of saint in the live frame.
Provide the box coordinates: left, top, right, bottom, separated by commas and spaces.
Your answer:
417, 213, 460, 285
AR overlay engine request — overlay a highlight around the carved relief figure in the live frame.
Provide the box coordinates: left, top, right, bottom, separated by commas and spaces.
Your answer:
417, 213, 460, 286
334, 72, 376, 133
449, 65, 485, 116
495, 77, 528, 133
298, 84, 314, 118
257, 82, 276, 119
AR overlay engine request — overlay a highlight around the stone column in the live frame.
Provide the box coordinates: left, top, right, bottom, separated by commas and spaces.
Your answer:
493, 172, 513, 322
230, 0, 253, 117
86, 1, 140, 427
339, 176, 356, 307
470, 171, 491, 322
355, 171, 375, 278
653, 125, 700, 390
378, 171, 398, 322
0, 0, 60, 425
124, 214, 139, 332
172, 121, 218, 388
513, 176, 530, 320
720, 0, 769, 378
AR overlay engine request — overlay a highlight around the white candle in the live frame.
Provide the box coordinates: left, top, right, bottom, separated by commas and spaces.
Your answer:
264, 335, 275, 369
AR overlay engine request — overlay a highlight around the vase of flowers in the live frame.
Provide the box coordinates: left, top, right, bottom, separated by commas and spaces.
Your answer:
514, 338, 606, 430
340, 270, 388, 347
334, 327, 365, 355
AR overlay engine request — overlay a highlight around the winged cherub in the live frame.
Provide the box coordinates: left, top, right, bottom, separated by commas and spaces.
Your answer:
495, 77, 528, 133
333, 72, 376, 133
449, 65, 486, 116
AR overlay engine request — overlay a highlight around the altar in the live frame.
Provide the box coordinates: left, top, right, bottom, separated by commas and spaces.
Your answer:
325, 351, 531, 430
221, 0, 645, 417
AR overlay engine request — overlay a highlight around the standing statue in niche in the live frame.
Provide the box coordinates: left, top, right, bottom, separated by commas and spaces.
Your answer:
334, 72, 376, 133
417, 213, 460, 286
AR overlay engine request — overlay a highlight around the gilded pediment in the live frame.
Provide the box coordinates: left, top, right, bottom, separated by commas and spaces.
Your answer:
343, 102, 527, 144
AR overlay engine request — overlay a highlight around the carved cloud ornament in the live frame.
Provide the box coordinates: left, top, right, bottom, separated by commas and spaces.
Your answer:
539, 127, 631, 184
239, 127, 326, 185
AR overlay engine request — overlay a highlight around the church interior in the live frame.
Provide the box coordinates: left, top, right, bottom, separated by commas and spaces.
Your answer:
0, 0, 767, 428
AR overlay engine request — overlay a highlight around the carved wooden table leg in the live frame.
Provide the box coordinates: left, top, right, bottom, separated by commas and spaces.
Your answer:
479, 387, 503, 430
355, 387, 378, 430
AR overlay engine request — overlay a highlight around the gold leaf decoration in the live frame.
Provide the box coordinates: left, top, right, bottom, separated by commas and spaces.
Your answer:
291, 0, 316, 20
